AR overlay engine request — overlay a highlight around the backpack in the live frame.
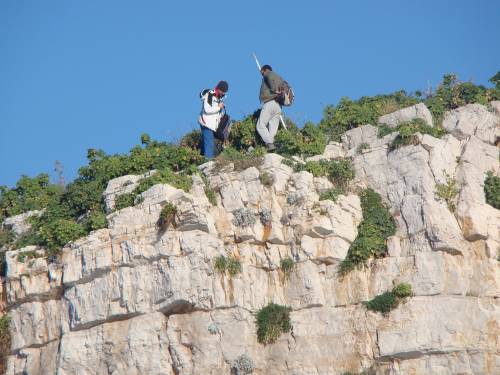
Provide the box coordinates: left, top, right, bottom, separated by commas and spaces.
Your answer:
278, 80, 295, 106
215, 112, 232, 142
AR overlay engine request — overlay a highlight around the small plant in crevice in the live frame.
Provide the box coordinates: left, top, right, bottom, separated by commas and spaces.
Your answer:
114, 192, 135, 210
201, 175, 218, 206
233, 353, 255, 374
389, 119, 447, 150
259, 208, 272, 226
435, 171, 459, 212
0, 314, 11, 374
280, 257, 295, 280
214, 146, 266, 172
319, 188, 343, 203
16, 250, 43, 263
365, 283, 413, 314
259, 171, 275, 187
484, 171, 500, 209
256, 303, 292, 345
339, 188, 395, 275
294, 159, 354, 191
158, 202, 177, 230
232, 208, 256, 227
213, 254, 242, 277
356, 142, 370, 154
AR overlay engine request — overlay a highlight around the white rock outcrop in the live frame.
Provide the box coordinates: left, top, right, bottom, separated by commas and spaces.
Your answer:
378, 102, 433, 128
1, 103, 500, 375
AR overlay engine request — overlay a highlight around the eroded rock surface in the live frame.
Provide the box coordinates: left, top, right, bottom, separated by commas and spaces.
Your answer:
2, 103, 500, 375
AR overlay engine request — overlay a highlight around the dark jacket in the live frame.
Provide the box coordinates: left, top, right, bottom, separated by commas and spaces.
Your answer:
259, 70, 283, 103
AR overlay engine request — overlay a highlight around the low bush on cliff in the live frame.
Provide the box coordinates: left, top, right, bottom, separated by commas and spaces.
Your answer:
0, 136, 203, 255
213, 146, 266, 172
0, 315, 11, 374
256, 303, 292, 345
339, 189, 395, 275
294, 159, 354, 191
484, 171, 500, 209
275, 122, 327, 157
389, 119, 447, 150
365, 283, 412, 314
318, 92, 419, 142
0, 174, 63, 223
213, 255, 242, 277
158, 202, 177, 230
435, 172, 459, 212
424, 73, 500, 124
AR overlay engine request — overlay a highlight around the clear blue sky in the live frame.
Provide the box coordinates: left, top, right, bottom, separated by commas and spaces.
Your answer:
1, 0, 499, 187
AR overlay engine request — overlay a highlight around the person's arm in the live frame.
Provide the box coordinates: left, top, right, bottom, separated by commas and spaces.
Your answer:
203, 94, 223, 115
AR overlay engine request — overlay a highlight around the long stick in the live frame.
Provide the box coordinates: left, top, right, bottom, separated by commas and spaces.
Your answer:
252, 53, 287, 131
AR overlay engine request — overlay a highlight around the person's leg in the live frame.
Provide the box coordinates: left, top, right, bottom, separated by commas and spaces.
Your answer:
256, 101, 274, 144
267, 101, 282, 143
200, 126, 215, 158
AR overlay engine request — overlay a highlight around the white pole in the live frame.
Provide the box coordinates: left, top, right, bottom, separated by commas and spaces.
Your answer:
252, 53, 287, 131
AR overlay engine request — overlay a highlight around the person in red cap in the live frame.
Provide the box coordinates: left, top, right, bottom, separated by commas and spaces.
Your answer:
198, 81, 228, 158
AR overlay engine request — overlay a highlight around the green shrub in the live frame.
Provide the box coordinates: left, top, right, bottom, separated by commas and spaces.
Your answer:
484, 171, 500, 209
319, 92, 419, 141
36, 218, 86, 253
214, 147, 266, 172
435, 172, 459, 212
213, 255, 242, 277
392, 282, 413, 298
115, 193, 136, 210
424, 73, 500, 124
135, 168, 193, 194
280, 257, 295, 279
365, 283, 413, 314
275, 122, 327, 157
0, 174, 63, 222
328, 159, 355, 189
295, 159, 354, 191
319, 188, 343, 202
84, 211, 108, 231
179, 130, 201, 150
214, 255, 227, 274
339, 189, 395, 275
158, 202, 177, 229
390, 119, 447, 150
0, 314, 11, 375
294, 160, 330, 177
256, 303, 292, 345
16, 250, 42, 263
357, 143, 369, 154
228, 115, 261, 150
226, 256, 242, 277
365, 291, 399, 314
204, 186, 217, 206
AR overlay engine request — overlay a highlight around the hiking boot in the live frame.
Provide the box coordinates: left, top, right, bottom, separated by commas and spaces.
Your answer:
266, 143, 276, 152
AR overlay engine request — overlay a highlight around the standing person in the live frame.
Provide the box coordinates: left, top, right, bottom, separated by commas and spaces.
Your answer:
198, 81, 228, 158
256, 65, 284, 151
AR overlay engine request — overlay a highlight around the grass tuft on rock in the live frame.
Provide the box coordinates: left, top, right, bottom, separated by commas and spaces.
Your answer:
339, 189, 395, 275
256, 303, 292, 345
365, 283, 413, 314
484, 171, 500, 209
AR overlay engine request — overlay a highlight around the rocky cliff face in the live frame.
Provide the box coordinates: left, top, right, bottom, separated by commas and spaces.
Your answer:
1, 103, 499, 375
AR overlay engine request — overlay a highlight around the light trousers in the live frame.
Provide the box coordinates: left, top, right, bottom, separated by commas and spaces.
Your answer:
256, 100, 281, 144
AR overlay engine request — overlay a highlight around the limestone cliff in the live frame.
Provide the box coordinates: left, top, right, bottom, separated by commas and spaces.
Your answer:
1, 102, 499, 375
